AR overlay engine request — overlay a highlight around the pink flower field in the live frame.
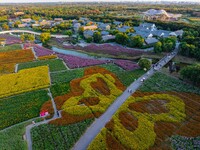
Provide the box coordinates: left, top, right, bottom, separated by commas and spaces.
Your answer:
0, 34, 22, 45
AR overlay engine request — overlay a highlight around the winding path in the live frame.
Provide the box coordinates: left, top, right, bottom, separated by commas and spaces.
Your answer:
73, 43, 180, 150
0, 30, 69, 38
25, 88, 61, 150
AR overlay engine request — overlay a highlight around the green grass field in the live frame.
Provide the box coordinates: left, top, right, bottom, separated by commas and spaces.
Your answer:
139, 72, 200, 94
31, 119, 94, 150
18, 59, 67, 72
0, 90, 50, 130
0, 44, 22, 52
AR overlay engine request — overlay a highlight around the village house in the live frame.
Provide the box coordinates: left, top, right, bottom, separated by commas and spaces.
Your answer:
83, 30, 94, 39
145, 37, 159, 45
54, 18, 63, 22
101, 31, 109, 36
102, 35, 115, 42
21, 18, 32, 23
39, 20, 52, 27
18, 23, 28, 28
98, 23, 110, 30
113, 21, 122, 27
117, 26, 130, 33
32, 24, 40, 27
73, 23, 81, 32
82, 25, 98, 31
14, 12, 24, 16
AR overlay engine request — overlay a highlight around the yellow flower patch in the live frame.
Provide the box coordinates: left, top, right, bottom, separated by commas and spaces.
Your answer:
0, 66, 50, 98
89, 94, 186, 149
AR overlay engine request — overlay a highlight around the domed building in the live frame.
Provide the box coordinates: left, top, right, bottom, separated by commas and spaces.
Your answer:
142, 9, 182, 21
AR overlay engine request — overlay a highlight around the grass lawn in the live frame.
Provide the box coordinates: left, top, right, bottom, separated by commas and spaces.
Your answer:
0, 90, 50, 130
0, 118, 42, 150
139, 72, 200, 94
18, 59, 67, 72
31, 119, 94, 150
0, 44, 22, 52
50, 68, 84, 84
0, 121, 30, 150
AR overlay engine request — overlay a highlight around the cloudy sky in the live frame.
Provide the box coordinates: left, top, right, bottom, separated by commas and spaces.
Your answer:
0, 0, 199, 3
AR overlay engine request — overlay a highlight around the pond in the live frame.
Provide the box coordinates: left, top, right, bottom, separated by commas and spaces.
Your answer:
51, 45, 114, 61
37, 43, 113, 60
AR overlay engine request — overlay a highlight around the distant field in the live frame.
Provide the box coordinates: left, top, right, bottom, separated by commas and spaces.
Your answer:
188, 17, 200, 22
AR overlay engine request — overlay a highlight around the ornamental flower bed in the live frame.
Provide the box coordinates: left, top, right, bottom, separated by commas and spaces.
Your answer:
88, 91, 200, 150
50, 67, 125, 125
0, 34, 22, 45
0, 66, 50, 98
113, 59, 139, 71
24, 43, 54, 57
57, 53, 107, 69
0, 49, 35, 74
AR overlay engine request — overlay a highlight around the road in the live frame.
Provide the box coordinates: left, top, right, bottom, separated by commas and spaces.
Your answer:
25, 88, 60, 150
0, 30, 69, 38
73, 43, 180, 150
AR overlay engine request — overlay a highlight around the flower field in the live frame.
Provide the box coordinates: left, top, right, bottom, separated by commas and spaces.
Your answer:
0, 49, 35, 74
89, 91, 200, 149
38, 55, 57, 60
0, 66, 50, 98
63, 43, 144, 58
31, 119, 94, 150
0, 34, 22, 45
24, 43, 140, 71
57, 53, 107, 69
113, 59, 139, 71
0, 90, 50, 130
88, 71, 200, 149
49, 67, 125, 125
18, 59, 67, 72
24, 43, 54, 57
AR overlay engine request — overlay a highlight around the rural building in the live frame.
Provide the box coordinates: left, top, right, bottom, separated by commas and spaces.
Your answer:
82, 25, 97, 31
143, 9, 182, 21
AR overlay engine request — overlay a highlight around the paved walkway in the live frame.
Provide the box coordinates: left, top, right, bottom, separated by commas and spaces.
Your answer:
0, 30, 69, 38
26, 88, 60, 150
73, 43, 179, 150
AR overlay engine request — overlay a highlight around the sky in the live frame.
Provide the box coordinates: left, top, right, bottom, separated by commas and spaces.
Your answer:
0, 0, 199, 3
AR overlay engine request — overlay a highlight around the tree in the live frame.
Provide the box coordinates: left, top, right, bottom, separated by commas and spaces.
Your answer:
40, 33, 51, 44
180, 64, 200, 85
65, 30, 73, 36
20, 34, 25, 43
129, 35, 144, 48
115, 33, 128, 45
14, 20, 21, 28
78, 27, 84, 35
138, 58, 152, 70
154, 42, 162, 53
2, 23, 9, 30
86, 37, 93, 43
27, 34, 35, 42
160, 37, 176, 52
93, 31, 102, 43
